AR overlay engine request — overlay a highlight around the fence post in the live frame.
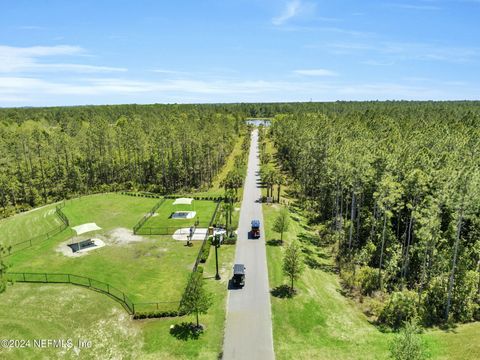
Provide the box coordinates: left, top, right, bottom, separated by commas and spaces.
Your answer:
23, 273, 26, 281
44, 273, 48, 283
88, 278, 91, 287
68, 274, 71, 283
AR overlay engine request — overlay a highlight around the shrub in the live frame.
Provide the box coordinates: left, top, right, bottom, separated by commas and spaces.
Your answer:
223, 234, 237, 245
356, 266, 379, 295
451, 270, 479, 323
422, 275, 448, 325
378, 290, 418, 329
133, 310, 182, 319
389, 318, 427, 360
362, 294, 385, 318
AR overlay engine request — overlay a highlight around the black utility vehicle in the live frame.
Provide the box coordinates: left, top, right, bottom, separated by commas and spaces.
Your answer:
232, 263, 246, 288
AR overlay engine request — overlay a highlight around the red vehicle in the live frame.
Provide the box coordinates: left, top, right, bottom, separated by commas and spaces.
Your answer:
250, 220, 260, 238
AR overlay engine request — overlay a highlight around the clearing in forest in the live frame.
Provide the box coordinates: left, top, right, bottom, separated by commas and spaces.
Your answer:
2, 193, 204, 304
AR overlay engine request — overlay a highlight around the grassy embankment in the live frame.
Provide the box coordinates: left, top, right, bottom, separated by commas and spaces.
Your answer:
0, 202, 63, 248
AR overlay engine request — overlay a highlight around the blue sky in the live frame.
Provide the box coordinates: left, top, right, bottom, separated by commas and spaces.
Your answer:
0, 0, 479, 106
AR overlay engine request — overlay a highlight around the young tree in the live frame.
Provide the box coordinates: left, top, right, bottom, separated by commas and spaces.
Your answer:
180, 271, 212, 328
389, 319, 427, 360
283, 240, 305, 293
273, 208, 290, 243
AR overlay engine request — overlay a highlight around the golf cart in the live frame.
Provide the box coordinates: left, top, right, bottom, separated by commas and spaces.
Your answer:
232, 263, 246, 288
250, 219, 260, 239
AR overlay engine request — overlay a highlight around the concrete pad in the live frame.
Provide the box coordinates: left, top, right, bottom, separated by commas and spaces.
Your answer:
172, 228, 207, 241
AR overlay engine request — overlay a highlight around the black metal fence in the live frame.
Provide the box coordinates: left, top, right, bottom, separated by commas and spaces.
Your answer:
5, 201, 70, 257
3, 194, 221, 318
6, 272, 135, 313
135, 226, 195, 236
55, 201, 69, 226
5, 272, 180, 316
132, 198, 166, 234
192, 201, 222, 272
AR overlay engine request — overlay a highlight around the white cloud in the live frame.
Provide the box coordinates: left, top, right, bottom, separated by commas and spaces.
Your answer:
362, 60, 395, 66
152, 69, 189, 75
294, 69, 338, 76
386, 3, 441, 10
287, 26, 374, 38
0, 76, 301, 97
0, 45, 126, 73
272, 0, 304, 26
324, 41, 478, 63
16, 25, 45, 30
3, 74, 475, 106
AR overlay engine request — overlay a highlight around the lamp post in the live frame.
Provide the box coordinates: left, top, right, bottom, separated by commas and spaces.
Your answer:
213, 233, 222, 280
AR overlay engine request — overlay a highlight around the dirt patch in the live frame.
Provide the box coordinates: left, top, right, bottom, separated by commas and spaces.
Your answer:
107, 228, 147, 244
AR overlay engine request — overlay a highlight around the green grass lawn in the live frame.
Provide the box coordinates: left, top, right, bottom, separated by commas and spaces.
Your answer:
3, 194, 206, 303
0, 202, 63, 248
263, 202, 480, 360
0, 242, 235, 360
62, 193, 159, 230
141, 199, 218, 231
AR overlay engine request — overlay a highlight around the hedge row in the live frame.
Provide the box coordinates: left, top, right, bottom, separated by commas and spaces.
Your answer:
199, 237, 212, 263
121, 191, 237, 202
163, 195, 228, 202
120, 191, 162, 199
133, 310, 185, 319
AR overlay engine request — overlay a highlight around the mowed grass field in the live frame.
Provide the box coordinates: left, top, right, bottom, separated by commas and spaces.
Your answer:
0, 202, 63, 248
263, 202, 480, 360
0, 243, 236, 360
2, 193, 211, 303
141, 198, 218, 231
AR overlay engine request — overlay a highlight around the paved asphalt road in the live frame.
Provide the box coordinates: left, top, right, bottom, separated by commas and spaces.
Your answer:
223, 129, 275, 360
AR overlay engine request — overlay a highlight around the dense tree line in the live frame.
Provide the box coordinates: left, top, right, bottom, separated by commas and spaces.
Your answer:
0, 104, 245, 217
269, 102, 480, 326
258, 126, 285, 203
